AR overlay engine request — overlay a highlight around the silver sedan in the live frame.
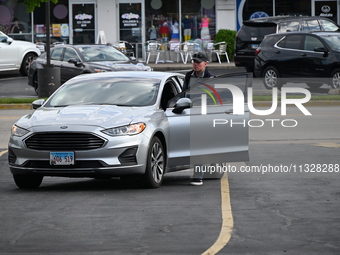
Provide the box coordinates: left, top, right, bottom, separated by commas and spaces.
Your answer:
8, 71, 250, 189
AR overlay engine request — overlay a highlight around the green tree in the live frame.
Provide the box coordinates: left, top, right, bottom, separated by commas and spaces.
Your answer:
24, 0, 58, 12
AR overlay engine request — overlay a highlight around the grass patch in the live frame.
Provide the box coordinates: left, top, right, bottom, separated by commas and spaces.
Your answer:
0, 98, 41, 104
0, 95, 339, 104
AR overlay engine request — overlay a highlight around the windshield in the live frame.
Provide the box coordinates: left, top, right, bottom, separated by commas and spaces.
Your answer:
320, 34, 340, 51
46, 77, 160, 107
78, 46, 130, 62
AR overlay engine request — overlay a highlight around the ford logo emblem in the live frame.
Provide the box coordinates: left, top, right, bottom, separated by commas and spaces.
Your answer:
60, 126, 68, 129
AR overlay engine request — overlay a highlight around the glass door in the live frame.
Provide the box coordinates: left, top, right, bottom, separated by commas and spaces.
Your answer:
71, 3, 96, 44
118, 0, 144, 60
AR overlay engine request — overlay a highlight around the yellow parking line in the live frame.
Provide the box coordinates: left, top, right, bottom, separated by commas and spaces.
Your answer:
0, 150, 8, 157
202, 173, 233, 255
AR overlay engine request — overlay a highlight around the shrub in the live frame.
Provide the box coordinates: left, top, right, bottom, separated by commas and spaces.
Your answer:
214, 29, 236, 61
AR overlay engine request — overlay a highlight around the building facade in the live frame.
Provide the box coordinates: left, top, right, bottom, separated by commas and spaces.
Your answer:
0, 0, 338, 57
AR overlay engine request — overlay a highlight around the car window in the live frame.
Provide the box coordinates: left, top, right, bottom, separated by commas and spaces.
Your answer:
238, 24, 277, 37
301, 20, 321, 31
168, 74, 251, 108
63, 48, 80, 62
51, 47, 64, 61
161, 81, 178, 110
319, 19, 340, 31
304, 35, 324, 51
79, 46, 130, 62
46, 77, 160, 107
277, 35, 303, 50
278, 21, 300, 33
0, 35, 7, 43
319, 34, 340, 51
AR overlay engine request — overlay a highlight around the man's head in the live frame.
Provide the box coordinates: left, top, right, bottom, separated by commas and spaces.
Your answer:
191, 52, 209, 73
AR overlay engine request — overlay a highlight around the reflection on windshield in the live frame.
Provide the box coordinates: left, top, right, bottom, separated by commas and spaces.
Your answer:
46, 77, 160, 107
79, 46, 130, 62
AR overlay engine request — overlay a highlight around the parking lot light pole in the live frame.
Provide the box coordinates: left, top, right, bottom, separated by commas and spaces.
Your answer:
38, 0, 60, 98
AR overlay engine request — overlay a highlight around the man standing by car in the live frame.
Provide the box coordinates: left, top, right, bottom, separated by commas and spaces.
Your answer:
183, 52, 214, 186
183, 52, 214, 91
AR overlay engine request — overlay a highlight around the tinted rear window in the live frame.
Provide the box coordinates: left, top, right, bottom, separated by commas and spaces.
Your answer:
238, 24, 277, 37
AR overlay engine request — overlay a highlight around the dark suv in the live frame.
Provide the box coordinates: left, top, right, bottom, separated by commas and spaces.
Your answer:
234, 16, 340, 72
254, 31, 340, 89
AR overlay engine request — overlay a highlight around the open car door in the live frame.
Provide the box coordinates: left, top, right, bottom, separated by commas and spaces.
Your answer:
165, 72, 251, 170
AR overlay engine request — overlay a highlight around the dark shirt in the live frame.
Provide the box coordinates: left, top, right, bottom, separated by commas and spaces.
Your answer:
183, 68, 214, 91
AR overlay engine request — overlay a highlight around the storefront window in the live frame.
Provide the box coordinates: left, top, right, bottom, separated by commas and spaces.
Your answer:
0, 0, 33, 41
145, 0, 216, 42
275, 0, 310, 16
33, 0, 69, 45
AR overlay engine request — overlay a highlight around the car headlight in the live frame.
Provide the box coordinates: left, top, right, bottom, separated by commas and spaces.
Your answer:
11, 125, 30, 137
101, 123, 146, 136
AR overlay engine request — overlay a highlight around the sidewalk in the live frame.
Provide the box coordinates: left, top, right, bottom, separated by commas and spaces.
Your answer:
147, 61, 239, 71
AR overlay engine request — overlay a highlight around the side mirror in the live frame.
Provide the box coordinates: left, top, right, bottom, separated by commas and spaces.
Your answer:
32, 99, 45, 109
172, 98, 192, 114
314, 47, 329, 57
7, 37, 13, 45
68, 58, 83, 67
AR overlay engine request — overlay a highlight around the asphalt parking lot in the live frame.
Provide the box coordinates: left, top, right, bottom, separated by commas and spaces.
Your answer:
0, 105, 339, 254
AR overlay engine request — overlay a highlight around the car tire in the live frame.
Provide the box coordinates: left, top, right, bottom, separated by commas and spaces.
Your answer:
13, 174, 43, 189
33, 73, 39, 95
330, 69, 340, 89
141, 136, 165, 188
20, 53, 37, 76
263, 66, 282, 89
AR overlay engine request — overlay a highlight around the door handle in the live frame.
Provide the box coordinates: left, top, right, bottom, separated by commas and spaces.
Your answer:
301, 53, 307, 56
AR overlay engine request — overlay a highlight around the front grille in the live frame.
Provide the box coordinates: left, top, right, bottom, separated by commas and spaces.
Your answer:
25, 132, 106, 151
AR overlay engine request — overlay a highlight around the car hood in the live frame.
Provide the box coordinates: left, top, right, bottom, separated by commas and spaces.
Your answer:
87, 61, 152, 71
17, 105, 153, 129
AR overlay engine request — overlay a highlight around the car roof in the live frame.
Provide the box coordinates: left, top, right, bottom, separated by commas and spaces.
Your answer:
243, 16, 333, 25
265, 30, 340, 37
69, 71, 184, 81
54, 44, 111, 48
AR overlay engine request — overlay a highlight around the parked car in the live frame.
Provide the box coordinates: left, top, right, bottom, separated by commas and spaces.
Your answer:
28, 44, 152, 94
9, 71, 250, 189
254, 31, 340, 89
234, 16, 340, 72
0, 31, 41, 76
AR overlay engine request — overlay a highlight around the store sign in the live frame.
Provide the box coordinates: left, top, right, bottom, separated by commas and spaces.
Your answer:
121, 13, 139, 27
74, 13, 94, 29
315, 1, 337, 22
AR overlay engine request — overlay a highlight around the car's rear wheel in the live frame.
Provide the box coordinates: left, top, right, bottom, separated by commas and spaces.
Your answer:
263, 66, 282, 89
330, 69, 340, 89
33, 73, 39, 95
13, 174, 43, 189
20, 53, 37, 76
141, 137, 165, 188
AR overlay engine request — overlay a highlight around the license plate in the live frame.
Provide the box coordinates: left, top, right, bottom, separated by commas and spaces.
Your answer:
251, 44, 259, 49
50, 152, 74, 165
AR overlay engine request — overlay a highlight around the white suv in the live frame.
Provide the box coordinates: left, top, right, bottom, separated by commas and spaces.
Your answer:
0, 31, 41, 76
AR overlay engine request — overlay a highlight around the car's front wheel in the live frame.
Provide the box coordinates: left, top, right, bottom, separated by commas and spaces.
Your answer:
263, 66, 282, 89
330, 69, 340, 89
13, 174, 43, 189
20, 53, 37, 76
141, 137, 165, 188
